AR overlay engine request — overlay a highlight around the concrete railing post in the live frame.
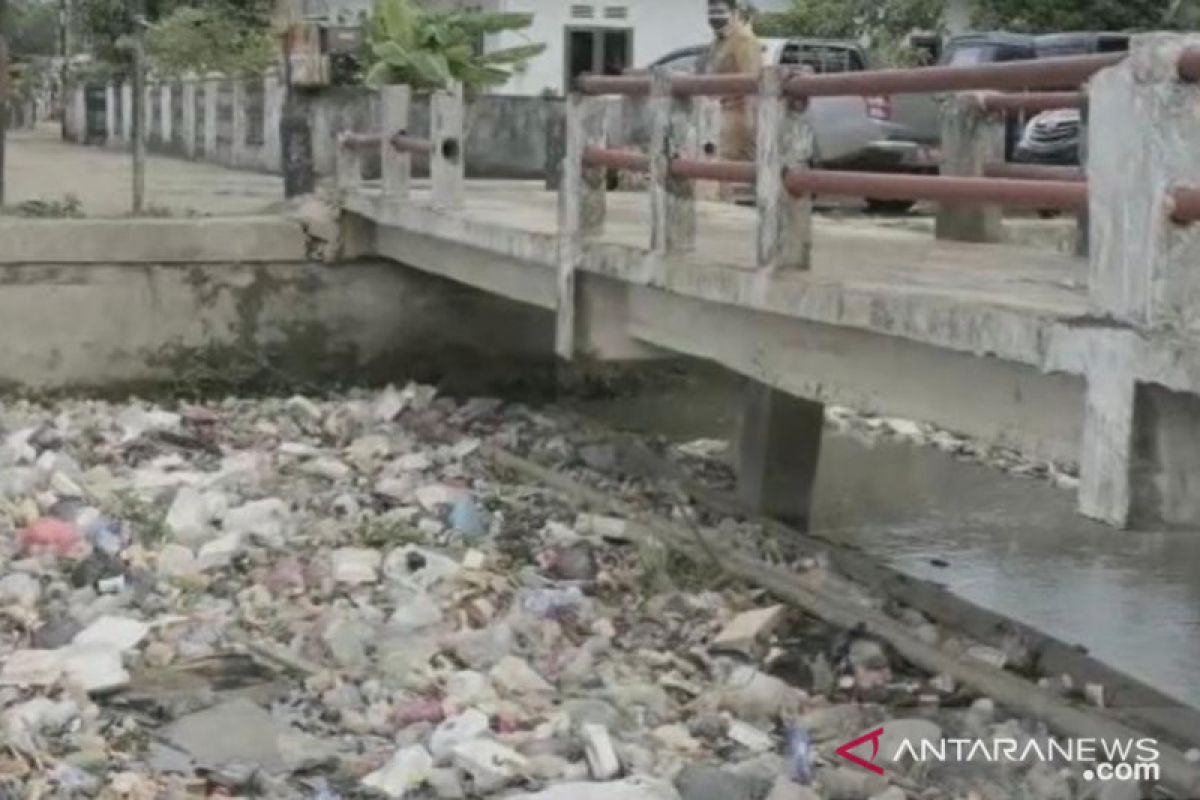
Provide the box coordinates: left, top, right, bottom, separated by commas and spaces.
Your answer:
430, 82, 465, 209
649, 67, 696, 254
203, 73, 220, 160
756, 66, 813, 270
935, 94, 1004, 243
380, 84, 412, 199
694, 97, 721, 201
182, 75, 197, 158
555, 93, 608, 359
335, 136, 363, 190
1079, 32, 1200, 528
122, 82, 133, 142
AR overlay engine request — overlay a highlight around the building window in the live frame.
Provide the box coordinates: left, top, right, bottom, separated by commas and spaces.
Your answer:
566, 27, 633, 89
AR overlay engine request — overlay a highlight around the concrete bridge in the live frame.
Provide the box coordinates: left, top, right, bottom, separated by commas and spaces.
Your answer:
334, 33, 1200, 531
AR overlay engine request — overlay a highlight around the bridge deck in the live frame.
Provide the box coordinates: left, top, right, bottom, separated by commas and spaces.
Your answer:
349, 181, 1089, 371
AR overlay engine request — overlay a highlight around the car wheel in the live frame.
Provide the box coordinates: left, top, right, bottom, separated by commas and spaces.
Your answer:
865, 198, 917, 214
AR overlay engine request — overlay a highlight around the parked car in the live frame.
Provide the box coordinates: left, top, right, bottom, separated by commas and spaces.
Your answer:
646, 37, 938, 212
1013, 33, 1130, 167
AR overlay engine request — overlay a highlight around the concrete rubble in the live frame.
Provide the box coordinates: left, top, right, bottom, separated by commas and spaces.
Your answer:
0, 385, 1150, 798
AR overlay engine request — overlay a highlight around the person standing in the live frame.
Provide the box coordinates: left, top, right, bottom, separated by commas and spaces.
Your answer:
706, 0, 762, 164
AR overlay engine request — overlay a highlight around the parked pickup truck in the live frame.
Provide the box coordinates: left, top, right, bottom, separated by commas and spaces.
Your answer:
1012, 32, 1131, 167
646, 38, 940, 212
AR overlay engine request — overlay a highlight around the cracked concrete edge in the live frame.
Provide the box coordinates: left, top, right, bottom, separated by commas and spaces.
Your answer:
0, 216, 311, 264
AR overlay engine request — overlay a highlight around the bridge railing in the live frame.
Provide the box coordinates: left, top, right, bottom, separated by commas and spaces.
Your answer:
567, 53, 1127, 275
335, 84, 466, 209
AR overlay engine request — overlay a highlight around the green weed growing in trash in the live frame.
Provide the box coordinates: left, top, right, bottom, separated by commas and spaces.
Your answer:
110, 491, 168, 545
355, 515, 425, 549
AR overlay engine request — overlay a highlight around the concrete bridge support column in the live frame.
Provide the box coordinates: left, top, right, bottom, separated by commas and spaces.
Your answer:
1081, 33, 1200, 528
649, 67, 696, 254
431, 83, 465, 209
737, 379, 825, 527
935, 94, 1003, 243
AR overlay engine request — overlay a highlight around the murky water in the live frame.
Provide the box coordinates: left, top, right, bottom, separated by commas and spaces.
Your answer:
573, 366, 1200, 710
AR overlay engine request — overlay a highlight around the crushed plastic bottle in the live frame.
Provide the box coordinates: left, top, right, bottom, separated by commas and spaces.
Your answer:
521, 586, 587, 620
786, 725, 813, 784
449, 495, 488, 539
84, 517, 125, 556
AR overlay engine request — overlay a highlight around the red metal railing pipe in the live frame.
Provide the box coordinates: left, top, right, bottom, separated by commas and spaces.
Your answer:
669, 158, 756, 184
783, 169, 1088, 210
391, 133, 433, 155
576, 74, 653, 96
976, 91, 1086, 113
582, 146, 651, 173
1168, 186, 1200, 223
983, 162, 1085, 182
784, 52, 1123, 98
670, 73, 759, 97
1178, 47, 1200, 82
340, 132, 382, 150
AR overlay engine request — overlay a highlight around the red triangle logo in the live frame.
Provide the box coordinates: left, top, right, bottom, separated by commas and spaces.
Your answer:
836, 726, 886, 775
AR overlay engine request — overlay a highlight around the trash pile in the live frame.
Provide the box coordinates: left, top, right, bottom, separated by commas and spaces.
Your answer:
0, 386, 1127, 799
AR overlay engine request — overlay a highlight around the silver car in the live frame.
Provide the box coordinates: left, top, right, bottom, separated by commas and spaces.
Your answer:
647, 38, 938, 212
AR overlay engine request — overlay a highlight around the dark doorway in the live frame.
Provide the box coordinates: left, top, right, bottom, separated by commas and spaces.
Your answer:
565, 27, 633, 91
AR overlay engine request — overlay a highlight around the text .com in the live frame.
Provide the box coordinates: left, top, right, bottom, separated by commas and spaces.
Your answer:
837, 728, 1161, 782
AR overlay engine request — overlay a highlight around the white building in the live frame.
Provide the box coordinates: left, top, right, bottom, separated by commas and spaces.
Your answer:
436, 0, 712, 95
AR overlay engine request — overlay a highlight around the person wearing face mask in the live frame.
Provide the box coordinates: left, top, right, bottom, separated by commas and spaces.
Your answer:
706, 0, 763, 166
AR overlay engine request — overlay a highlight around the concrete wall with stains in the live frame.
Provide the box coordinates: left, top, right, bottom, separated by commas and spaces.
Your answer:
0, 217, 553, 395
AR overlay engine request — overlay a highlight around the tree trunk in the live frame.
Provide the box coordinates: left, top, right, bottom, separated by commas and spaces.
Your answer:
0, 0, 10, 206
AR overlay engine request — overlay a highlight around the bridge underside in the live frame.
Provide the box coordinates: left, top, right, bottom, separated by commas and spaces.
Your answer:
346, 182, 1200, 530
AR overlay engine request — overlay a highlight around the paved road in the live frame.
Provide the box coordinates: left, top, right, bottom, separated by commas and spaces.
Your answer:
2, 125, 284, 217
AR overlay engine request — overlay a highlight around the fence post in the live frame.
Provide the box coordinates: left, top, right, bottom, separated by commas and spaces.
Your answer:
122, 81, 133, 142
105, 83, 116, 143
555, 93, 608, 360
380, 84, 411, 199
263, 68, 283, 172
649, 66, 696, 254
203, 73, 219, 160
182, 74, 197, 158
232, 77, 248, 168
1079, 32, 1200, 528
935, 94, 1004, 243
430, 82, 465, 209
160, 81, 172, 145
756, 66, 812, 270
73, 84, 86, 143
